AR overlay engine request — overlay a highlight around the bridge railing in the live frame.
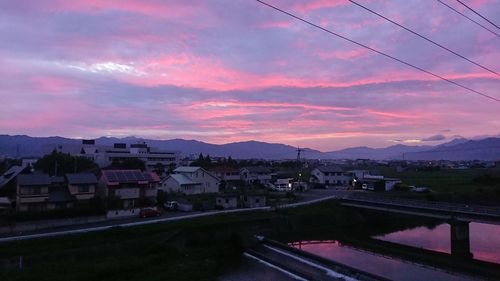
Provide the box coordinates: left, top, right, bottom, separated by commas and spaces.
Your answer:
342, 194, 500, 217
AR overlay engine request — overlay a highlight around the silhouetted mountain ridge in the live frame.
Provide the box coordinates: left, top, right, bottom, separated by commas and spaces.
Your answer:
0, 135, 498, 161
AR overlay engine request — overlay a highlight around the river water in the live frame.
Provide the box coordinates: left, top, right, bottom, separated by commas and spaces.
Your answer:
374, 222, 500, 264
220, 222, 500, 280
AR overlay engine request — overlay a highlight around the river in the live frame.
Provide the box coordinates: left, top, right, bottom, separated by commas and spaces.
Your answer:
374, 222, 500, 264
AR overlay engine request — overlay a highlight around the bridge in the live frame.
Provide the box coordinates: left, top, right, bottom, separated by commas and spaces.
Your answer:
338, 194, 500, 259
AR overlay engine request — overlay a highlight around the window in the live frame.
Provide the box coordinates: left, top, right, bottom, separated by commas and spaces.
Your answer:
255, 198, 260, 203
225, 198, 229, 204
21, 186, 43, 195
78, 185, 90, 193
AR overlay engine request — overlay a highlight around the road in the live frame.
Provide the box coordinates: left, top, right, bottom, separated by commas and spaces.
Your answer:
0, 189, 343, 243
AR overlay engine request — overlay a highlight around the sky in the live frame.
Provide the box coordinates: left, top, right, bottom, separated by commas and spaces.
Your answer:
0, 0, 499, 151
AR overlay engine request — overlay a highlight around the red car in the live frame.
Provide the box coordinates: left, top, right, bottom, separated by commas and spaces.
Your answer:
139, 208, 161, 218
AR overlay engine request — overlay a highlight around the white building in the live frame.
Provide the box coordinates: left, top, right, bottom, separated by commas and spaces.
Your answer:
310, 166, 351, 186
159, 166, 219, 195
44, 140, 179, 171
240, 167, 273, 185
273, 178, 293, 192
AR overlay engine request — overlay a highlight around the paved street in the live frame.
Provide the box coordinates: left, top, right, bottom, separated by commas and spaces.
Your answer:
0, 189, 344, 242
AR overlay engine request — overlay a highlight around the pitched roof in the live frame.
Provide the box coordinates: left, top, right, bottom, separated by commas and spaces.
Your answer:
144, 172, 161, 183
0, 165, 27, 188
51, 176, 65, 184
173, 166, 201, 173
169, 174, 199, 185
17, 174, 51, 186
101, 170, 152, 185
316, 165, 343, 173
66, 173, 98, 185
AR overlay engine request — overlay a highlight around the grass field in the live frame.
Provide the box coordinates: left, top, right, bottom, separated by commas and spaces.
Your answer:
377, 167, 500, 204
0, 211, 273, 281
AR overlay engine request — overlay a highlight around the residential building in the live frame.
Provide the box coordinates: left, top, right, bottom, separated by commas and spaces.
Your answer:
16, 174, 74, 211
16, 174, 51, 212
215, 191, 267, 209
99, 170, 160, 209
359, 175, 401, 191
215, 194, 238, 209
241, 192, 267, 208
159, 166, 219, 195
273, 178, 293, 192
66, 173, 98, 200
310, 166, 351, 186
209, 166, 241, 182
240, 167, 273, 185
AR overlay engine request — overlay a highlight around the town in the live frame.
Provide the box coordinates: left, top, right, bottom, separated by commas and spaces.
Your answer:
1, 139, 499, 230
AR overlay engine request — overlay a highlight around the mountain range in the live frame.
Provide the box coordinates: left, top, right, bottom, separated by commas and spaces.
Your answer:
0, 134, 499, 161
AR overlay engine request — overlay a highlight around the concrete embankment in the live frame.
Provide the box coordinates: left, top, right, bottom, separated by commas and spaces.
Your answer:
247, 237, 389, 281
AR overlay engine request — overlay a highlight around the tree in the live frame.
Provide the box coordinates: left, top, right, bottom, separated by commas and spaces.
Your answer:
34, 151, 97, 176
111, 158, 146, 171
190, 153, 212, 169
153, 163, 165, 176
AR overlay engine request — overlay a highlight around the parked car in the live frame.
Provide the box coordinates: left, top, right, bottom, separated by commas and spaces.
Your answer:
164, 201, 178, 210
139, 208, 161, 218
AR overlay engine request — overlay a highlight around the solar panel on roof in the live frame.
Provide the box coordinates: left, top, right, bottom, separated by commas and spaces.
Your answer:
124, 171, 134, 181
117, 173, 127, 182
136, 172, 146, 181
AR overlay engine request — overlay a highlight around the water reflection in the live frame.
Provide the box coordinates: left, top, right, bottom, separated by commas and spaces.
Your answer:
375, 222, 500, 264
290, 240, 476, 281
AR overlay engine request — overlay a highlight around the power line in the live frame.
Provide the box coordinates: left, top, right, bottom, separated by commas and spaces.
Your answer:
455, 0, 500, 30
254, 0, 500, 103
436, 0, 500, 38
348, 0, 499, 77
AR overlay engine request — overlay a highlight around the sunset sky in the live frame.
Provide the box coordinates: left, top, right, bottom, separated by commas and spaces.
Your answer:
1, 0, 499, 151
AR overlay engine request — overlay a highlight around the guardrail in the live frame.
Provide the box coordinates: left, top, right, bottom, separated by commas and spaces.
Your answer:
340, 195, 500, 219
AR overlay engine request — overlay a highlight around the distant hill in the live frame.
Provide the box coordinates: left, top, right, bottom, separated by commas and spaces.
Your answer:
405, 138, 500, 161
324, 144, 433, 160
0, 135, 498, 161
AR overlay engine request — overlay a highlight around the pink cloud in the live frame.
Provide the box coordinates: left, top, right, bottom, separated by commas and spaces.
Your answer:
318, 49, 370, 60
292, 0, 348, 13
255, 20, 292, 29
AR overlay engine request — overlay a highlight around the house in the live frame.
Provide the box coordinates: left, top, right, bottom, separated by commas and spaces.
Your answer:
16, 174, 74, 211
241, 191, 267, 208
240, 167, 273, 185
310, 166, 351, 186
66, 173, 98, 200
47, 176, 74, 210
216, 191, 267, 209
209, 166, 241, 182
359, 175, 401, 191
215, 193, 238, 209
16, 174, 51, 212
159, 166, 219, 195
273, 178, 293, 192
99, 170, 160, 209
